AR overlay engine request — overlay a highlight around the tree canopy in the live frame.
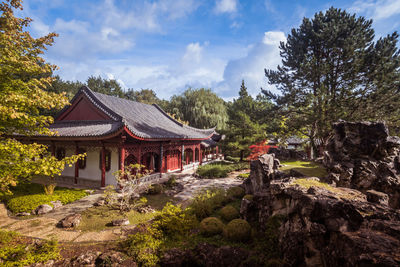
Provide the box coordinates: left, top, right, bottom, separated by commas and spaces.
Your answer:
166, 88, 228, 130
0, 0, 81, 191
264, 7, 400, 152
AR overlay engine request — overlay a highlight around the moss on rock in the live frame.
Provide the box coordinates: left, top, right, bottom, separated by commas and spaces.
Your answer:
220, 205, 240, 221
200, 217, 224, 236
224, 219, 252, 242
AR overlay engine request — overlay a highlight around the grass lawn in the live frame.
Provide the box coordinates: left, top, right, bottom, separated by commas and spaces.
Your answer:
0, 182, 89, 214
78, 193, 178, 232
280, 160, 328, 178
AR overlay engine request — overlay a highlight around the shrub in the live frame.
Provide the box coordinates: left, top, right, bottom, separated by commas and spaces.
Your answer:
243, 194, 254, 201
200, 217, 224, 236
6, 189, 88, 213
125, 231, 161, 267
165, 176, 177, 187
148, 184, 164, 195
237, 173, 250, 179
197, 164, 230, 178
0, 230, 60, 267
227, 186, 245, 199
220, 205, 240, 222
224, 219, 252, 242
152, 203, 197, 240
189, 188, 228, 220
225, 156, 240, 163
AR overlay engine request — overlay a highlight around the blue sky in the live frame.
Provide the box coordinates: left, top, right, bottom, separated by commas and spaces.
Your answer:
20, 0, 400, 100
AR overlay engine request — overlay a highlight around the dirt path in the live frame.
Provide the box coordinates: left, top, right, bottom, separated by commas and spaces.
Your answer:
0, 171, 246, 242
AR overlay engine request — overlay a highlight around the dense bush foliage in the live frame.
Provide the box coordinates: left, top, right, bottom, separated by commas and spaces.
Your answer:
227, 186, 245, 199
1, 183, 88, 213
189, 188, 229, 220
224, 219, 252, 242
237, 173, 250, 179
196, 161, 249, 178
125, 230, 161, 267
225, 156, 240, 163
200, 217, 224, 236
0, 230, 60, 266
148, 184, 164, 195
220, 205, 240, 222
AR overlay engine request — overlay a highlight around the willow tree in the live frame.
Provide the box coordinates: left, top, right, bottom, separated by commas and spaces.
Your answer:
0, 0, 81, 191
167, 88, 228, 130
264, 7, 400, 153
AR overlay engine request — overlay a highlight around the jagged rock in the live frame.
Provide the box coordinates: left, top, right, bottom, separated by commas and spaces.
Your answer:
244, 154, 277, 194
367, 190, 389, 206
35, 204, 53, 215
160, 248, 192, 266
95, 251, 127, 266
50, 200, 62, 209
324, 121, 400, 208
136, 205, 155, 214
16, 212, 31, 216
59, 213, 82, 228
240, 173, 400, 266
193, 243, 249, 266
70, 251, 101, 266
288, 168, 305, 178
112, 218, 130, 226
93, 199, 105, 206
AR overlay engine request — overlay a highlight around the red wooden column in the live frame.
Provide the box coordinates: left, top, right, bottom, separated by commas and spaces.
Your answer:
216, 146, 219, 159
181, 144, 184, 171
101, 145, 106, 187
199, 146, 203, 165
119, 135, 126, 172
192, 145, 195, 163
74, 143, 79, 184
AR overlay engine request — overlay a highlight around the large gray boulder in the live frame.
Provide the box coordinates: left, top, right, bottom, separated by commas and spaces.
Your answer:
243, 153, 277, 194
34, 204, 53, 215
324, 121, 400, 208
59, 213, 82, 228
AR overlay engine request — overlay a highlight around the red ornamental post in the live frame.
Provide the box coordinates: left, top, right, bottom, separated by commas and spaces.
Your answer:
74, 143, 79, 184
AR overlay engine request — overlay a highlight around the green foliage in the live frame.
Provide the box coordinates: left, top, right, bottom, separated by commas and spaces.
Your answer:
125, 231, 161, 267
0, 0, 83, 192
219, 205, 240, 222
280, 160, 327, 178
224, 219, 252, 242
189, 188, 229, 220
243, 194, 254, 201
237, 173, 250, 179
196, 161, 249, 178
152, 203, 197, 240
165, 88, 228, 130
124, 88, 162, 105
165, 176, 177, 188
148, 184, 164, 195
200, 217, 224, 236
3, 184, 88, 213
264, 7, 400, 151
0, 230, 60, 266
225, 156, 240, 163
222, 81, 269, 160
227, 186, 245, 199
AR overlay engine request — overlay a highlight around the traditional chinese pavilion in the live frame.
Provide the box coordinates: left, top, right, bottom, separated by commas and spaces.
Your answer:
27, 86, 220, 187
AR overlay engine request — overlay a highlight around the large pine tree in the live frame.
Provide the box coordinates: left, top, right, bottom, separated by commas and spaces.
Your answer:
264, 7, 400, 153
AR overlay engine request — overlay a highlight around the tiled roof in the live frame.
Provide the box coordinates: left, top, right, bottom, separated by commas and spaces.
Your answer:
52, 87, 215, 140
49, 121, 123, 137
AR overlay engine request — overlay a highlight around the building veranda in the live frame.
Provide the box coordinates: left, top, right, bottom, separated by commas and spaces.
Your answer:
22, 86, 221, 187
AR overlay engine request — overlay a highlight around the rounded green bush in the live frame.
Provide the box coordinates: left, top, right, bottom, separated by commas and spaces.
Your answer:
224, 219, 252, 242
227, 186, 245, 199
243, 194, 254, 201
148, 184, 163, 195
200, 217, 224, 236
220, 205, 239, 221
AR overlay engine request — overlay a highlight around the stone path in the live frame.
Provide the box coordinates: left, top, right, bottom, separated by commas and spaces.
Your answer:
0, 171, 246, 243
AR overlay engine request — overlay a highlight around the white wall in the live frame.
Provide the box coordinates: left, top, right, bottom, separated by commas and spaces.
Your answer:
79, 149, 101, 181
61, 147, 75, 177
105, 149, 119, 186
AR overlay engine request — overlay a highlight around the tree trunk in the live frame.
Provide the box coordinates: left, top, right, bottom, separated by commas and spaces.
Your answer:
240, 150, 244, 161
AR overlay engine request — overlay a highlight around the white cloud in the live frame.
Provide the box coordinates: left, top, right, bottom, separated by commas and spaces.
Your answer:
215, 31, 285, 98
214, 0, 237, 14
183, 42, 204, 63
350, 0, 400, 20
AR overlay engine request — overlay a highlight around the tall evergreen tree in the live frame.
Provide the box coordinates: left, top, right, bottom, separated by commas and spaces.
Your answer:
86, 76, 125, 98
264, 7, 400, 153
222, 81, 266, 161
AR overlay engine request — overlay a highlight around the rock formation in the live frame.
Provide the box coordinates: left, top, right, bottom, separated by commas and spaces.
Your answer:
241, 153, 400, 266
324, 121, 400, 208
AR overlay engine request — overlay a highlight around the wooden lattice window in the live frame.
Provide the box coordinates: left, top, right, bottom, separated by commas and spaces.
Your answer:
78, 148, 86, 169
99, 149, 111, 172
56, 147, 65, 160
